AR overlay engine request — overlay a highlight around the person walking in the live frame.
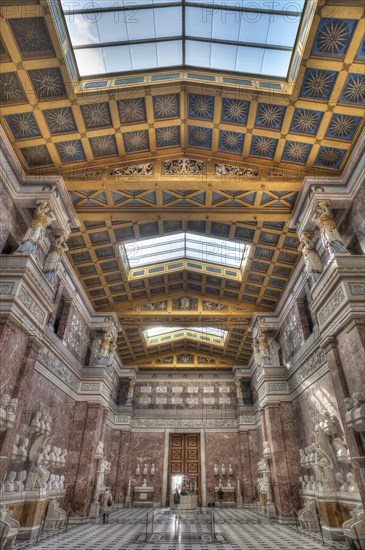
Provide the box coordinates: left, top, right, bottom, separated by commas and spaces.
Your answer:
102, 488, 113, 524
217, 487, 224, 508
173, 488, 181, 518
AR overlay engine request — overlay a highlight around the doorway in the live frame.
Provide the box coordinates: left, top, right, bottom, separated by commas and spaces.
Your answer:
168, 433, 201, 505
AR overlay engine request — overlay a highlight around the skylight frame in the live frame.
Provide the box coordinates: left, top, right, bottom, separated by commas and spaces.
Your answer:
120, 232, 249, 271
59, 0, 307, 79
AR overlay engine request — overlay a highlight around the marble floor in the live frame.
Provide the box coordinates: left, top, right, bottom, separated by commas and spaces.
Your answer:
16, 508, 349, 550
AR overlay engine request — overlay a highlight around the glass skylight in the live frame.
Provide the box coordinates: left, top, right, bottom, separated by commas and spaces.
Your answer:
60, 0, 306, 77
121, 232, 248, 270
144, 326, 228, 339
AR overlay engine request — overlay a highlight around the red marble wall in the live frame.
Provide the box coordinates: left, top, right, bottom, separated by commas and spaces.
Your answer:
205, 431, 240, 504
129, 432, 165, 503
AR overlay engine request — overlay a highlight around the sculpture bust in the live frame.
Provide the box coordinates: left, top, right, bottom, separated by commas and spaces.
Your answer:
4, 471, 17, 492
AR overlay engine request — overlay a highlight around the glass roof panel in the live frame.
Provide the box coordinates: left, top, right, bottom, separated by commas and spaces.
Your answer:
121, 232, 248, 269
60, 0, 305, 77
145, 326, 228, 339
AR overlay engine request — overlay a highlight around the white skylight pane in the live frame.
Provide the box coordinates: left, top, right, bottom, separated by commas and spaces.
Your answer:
190, 327, 227, 338
102, 46, 133, 73
145, 327, 180, 337
185, 40, 212, 67
267, 15, 301, 47
261, 48, 292, 77
126, 9, 156, 41
130, 42, 157, 70
157, 40, 182, 67
212, 15, 240, 42
238, 14, 270, 45
74, 48, 106, 76
210, 43, 237, 73
235, 46, 265, 73
185, 8, 213, 39
155, 7, 182, 37
65, 14, 101, 46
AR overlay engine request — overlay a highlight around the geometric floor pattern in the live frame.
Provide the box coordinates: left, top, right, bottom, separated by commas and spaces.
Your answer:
16, 507, 349, 550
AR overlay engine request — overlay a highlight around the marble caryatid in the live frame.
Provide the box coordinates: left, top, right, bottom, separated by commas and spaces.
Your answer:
16, 201, 56, 254
298, 232, 323, 279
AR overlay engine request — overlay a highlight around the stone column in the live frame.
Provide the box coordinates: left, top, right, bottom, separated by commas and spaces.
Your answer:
65, 402, 108, 516
323, 337, 365, 506
264, 403, 301, 521
238, 430, 258, 504
114, 431, 132, 504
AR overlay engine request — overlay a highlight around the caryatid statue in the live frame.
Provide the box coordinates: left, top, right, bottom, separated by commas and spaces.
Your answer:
43, 232, 69, 282
235, 379, 244, 404
298, 232, 323, 280
126, 378, 136, 404
314, 201, 348, 257
257, 328, 271, 364
252, 338, 262, 367
16, 201, 56, 254
97, 329, 114, 365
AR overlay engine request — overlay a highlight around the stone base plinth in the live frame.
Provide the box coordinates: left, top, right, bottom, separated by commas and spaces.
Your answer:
133, 487, 154, 507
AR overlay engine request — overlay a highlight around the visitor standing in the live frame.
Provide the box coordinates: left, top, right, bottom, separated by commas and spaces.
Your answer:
217, 487, 224, 508
173, 488, 181, 517
103, 488, 113, 524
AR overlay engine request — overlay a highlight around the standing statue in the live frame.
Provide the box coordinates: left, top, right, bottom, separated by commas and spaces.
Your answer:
314, 201, 348, 256
298, 233, 323, 279
16, 201, 56, 254
97, 330, 114, 364
126, 379, 136, 403
235, 379, 243, 403
43, 233, 69, 282
257, 328, 271, 364
252, 338, 262, 367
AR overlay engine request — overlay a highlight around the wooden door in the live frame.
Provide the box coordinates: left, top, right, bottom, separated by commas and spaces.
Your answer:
169, 433, 201, 504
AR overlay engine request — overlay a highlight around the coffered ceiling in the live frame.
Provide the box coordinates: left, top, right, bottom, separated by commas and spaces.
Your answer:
1, 0, 364, 368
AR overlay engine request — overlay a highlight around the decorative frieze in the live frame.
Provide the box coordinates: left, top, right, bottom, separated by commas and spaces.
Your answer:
140, 397, 151, 404
203, 397, 215, 404
203, 386, 214, 393
287, 347, 326, 391
219, 397, 231, 404
219, 386, 230, 393
349, 282, 365, 295
318, 286, 345, 326
187, 386, 199, 393
162, 159, 205, 176
172, 386, 183, 393
81, 383, 99, 391
156, 386, 167, 393
18, 286, 46, 324
0, 282, 14, 295
109, 163, 153, 177
37, 347, 80, 392
140, 386, 152, 393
